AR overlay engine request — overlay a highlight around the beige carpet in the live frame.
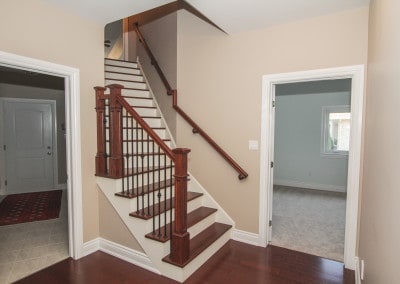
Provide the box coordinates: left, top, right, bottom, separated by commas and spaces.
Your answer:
271, 185, 346, 262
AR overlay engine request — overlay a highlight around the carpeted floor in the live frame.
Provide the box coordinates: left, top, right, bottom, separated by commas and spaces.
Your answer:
0, 190, 62, 226
271, 185, 346, 262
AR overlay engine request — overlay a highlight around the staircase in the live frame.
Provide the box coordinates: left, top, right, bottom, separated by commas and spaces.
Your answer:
95, 58, 233, 282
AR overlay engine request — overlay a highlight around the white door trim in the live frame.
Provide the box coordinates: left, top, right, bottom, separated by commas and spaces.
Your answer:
259, 65, 365, 270
0, 50, 84, 259
1, 98, 58, 192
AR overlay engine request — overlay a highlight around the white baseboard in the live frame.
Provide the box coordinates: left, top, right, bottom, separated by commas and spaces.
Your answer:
82, 238, 100, 257
355, 257, 361, 284
82, 238, 160, 275
274, 179, 346, 193
232, 229, 261, 247
99, 238, 160, 275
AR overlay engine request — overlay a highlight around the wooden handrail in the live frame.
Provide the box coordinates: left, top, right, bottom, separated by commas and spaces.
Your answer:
134, 23, 173, 96
134, 24, 248, 180
172, 91, 248, 180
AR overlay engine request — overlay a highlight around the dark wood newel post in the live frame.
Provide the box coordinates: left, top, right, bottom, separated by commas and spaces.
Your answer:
108, 84, 124, 178
170, 148, 191, 264
95, 86, 107, 176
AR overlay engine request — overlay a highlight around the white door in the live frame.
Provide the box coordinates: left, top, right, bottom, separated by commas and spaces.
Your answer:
4, 100, 55, 193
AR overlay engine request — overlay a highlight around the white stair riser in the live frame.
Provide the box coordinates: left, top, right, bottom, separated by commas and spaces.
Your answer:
121, 129, 168, 139
108, 170, 173, 193
105, 59, 138, 69
106, 129, 168, 139
124, 156, 171, 168
187, 211, 217, 239
122, 141, 171, 153
121, 170, 173, 187
106, 72, 144, 82
143, 118, 163, 128
121, 89, 150, 98
121, 117, 162, 128
131, 107, 158, 117
125, 97, 153, 107
106, 79, 147, 90
130, 190, 174, 212
105, 65, 141, 75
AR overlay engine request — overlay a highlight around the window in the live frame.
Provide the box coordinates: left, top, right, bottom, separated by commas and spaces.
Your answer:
321, 106, 351, 157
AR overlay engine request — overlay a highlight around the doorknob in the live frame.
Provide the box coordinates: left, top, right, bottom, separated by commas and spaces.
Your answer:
47, 152, 52, 155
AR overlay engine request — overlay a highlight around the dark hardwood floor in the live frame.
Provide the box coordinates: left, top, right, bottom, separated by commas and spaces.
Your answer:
16, 240, 355, 284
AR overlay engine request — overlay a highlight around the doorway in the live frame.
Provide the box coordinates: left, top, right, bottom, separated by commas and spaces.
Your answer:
259, 65, 365, 270
271, 79, 351, 261
0, 51, 83, 262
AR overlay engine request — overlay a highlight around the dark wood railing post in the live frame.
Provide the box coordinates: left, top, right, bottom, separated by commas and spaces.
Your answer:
108, 84, 124, 178
170, 148, 191, 265
95, 86, 107, 176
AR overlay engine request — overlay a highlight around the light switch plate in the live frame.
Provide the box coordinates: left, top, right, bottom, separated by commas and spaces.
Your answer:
249, 140, 259, 150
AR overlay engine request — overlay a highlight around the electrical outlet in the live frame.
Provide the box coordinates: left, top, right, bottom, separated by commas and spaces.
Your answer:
361, 259, 365, 280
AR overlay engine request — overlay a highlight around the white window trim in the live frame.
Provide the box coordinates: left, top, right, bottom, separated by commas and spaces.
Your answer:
320, 105, 351, 158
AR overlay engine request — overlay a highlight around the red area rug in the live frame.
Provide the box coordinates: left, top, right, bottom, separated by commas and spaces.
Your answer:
0, 190, 62, 226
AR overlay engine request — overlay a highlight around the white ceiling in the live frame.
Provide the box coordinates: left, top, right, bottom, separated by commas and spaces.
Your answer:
44, 0, 370, 33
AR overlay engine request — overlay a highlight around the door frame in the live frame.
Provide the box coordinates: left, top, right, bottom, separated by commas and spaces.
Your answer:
1, 98, 58, 192
0, 51, 83, 259
259, 65, 365, 270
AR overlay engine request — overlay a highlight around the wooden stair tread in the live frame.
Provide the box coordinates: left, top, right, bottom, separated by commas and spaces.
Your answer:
145, 207, 218, 242
129, 192, 203, 220
120, 138, 171, 142
105, 126, 165, 130
105, 63, 139, 70
105, 58, 138, 64
162, 223, 232, 267
115, 179, 173, 199
95, 165, 173, 179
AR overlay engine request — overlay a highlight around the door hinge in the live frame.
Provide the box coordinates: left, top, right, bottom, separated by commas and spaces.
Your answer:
269, 220, 272, 227
272, 100, 275, 107
3, 145, 5, 151
270, 161, 274, 168
5, 180, 7, 186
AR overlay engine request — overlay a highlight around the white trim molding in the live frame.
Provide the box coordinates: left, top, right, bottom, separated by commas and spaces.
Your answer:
82, 238, 159, 275
260, 65, 365, 270
82, 238, 100, 257
274, 179, 346, 193
99, 238, 160, 275
0, 51, 83, 259
232, 229, 260, 247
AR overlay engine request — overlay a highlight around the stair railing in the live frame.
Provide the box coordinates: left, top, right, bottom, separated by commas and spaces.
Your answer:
134, 23, 248, 180
95, 84, 190, 265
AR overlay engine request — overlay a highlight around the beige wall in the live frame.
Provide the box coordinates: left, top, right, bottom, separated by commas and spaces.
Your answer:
0, 0, 104, 241
177, 7, 369, 232
99, 191, 144, 252
359, 0, 400, 282
137, 12, 177, 139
